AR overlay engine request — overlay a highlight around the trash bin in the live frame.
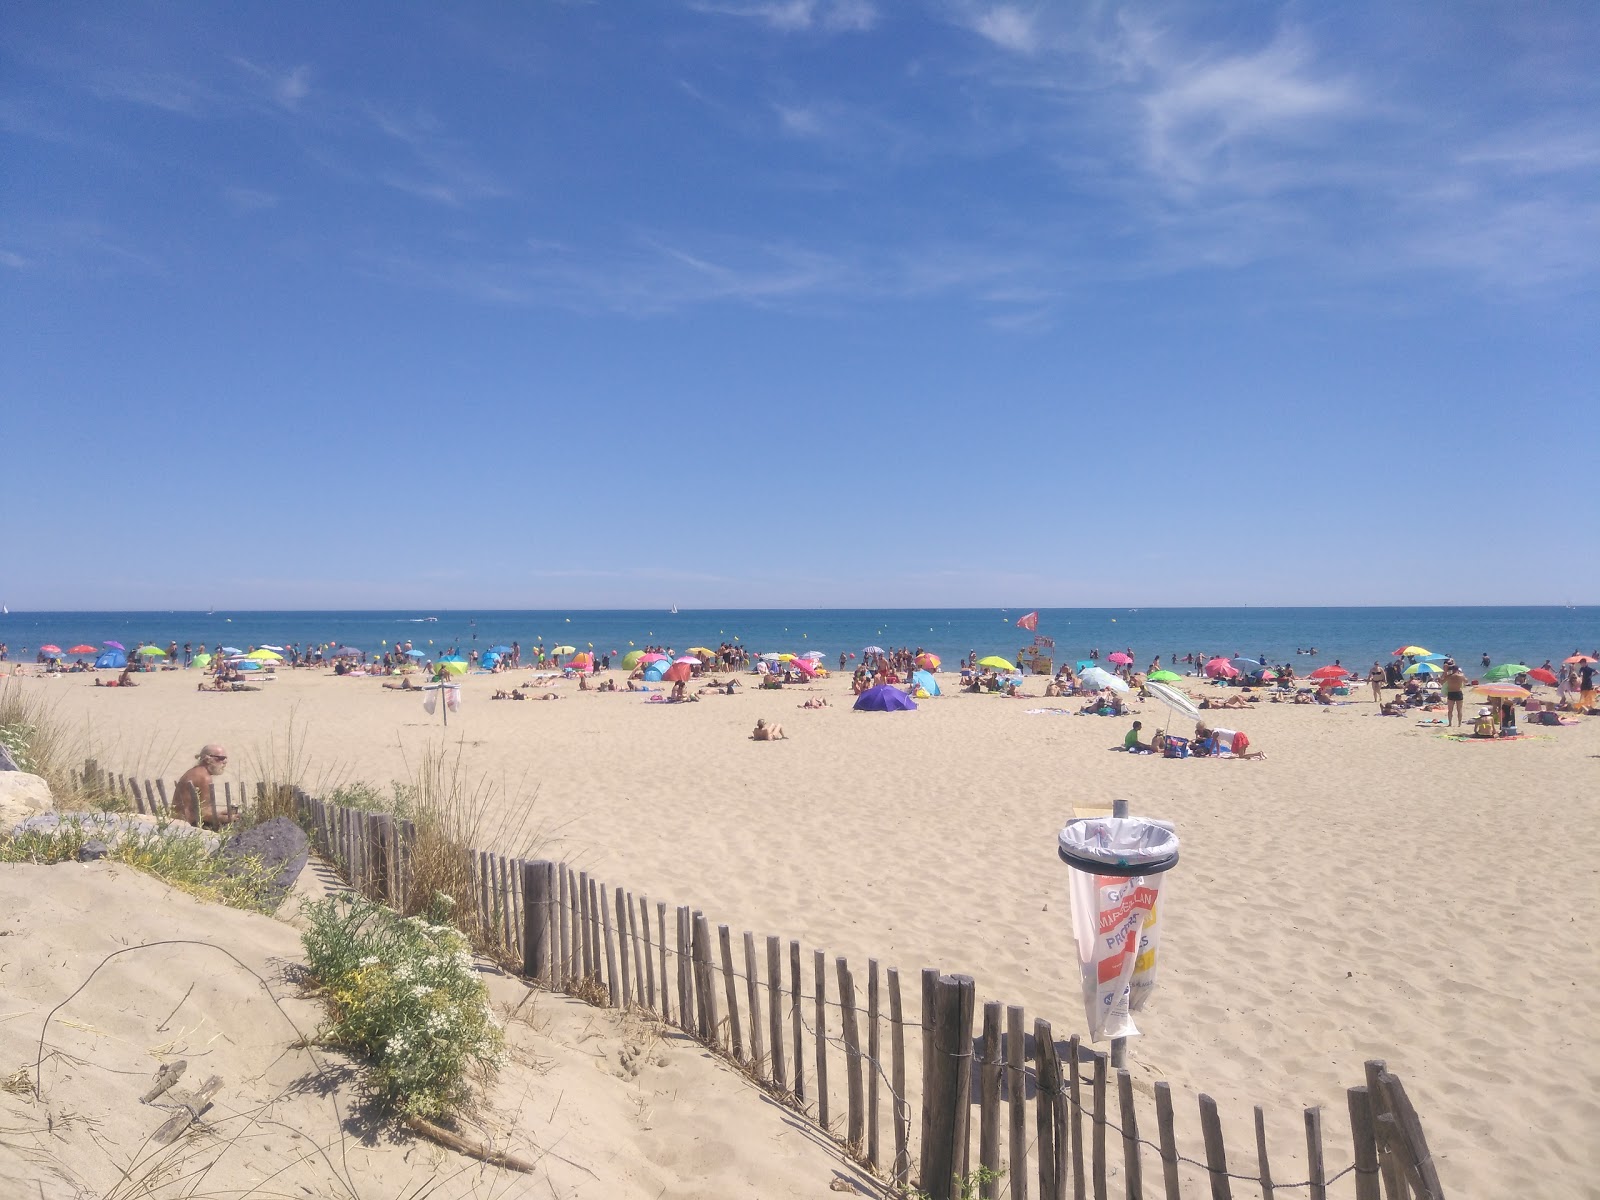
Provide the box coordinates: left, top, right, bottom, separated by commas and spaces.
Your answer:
1058, 814, 1180, 1043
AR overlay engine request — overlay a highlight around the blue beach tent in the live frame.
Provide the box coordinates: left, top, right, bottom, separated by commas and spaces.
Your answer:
912, 669, 941, 696
94, 649, 128, 670
854, 684, 918, 712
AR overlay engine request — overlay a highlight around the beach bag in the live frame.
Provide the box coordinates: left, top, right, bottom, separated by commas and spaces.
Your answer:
1162, 736, 1190, 759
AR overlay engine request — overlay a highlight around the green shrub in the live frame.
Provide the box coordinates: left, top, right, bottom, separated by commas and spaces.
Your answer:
300, 893, 504, 1119
0, 822, 281, 913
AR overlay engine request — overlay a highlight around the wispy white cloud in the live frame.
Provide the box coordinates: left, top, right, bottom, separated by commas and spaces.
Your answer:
689, 0, 878, 33
362, 102, 508, 207
1137, 31, 1359, 192
962, 5, 1039, 55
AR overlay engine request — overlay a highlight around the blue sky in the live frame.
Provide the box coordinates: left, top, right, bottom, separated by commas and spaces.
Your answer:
4, 1, 1596, 609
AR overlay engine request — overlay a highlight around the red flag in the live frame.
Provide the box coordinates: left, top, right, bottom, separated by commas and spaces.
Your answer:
1015, 611, 1039, 631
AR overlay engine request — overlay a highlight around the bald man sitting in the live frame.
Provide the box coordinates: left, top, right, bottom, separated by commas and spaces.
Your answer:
173, 744, 236, 830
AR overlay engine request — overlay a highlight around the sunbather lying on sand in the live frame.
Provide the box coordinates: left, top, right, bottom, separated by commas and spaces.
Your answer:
752, 718, 786, 740
798, 697, 830, 708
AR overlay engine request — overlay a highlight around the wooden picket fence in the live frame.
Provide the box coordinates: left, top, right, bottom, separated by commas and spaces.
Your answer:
84, 760, 1446, 1200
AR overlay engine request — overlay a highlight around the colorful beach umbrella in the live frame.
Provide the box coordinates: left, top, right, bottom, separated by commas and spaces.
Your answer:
39, 644, 63, 654
437, 660, 469, 676
246, 648, 283, 661
862, 645, 885, 655
1106, 651, 1133, 665
68, 644, 97, 654
621, 650, 644, 670
1562, 655, 1595, 665
789, 657, 817, 678
688, 646, 715, 655
103, 640, 126, 651
1203, 657, 1239, 678
137, 645, 167, 657
1393, 645, 1432, 657
192, 652, 212, 669
977, 656, 1016, 670
641, 652, 670, 664
662, 661, 693, 683
1481, 664, 1529, 682
1474, 682, 1529, 699
915, 652, 941, 670
1147, 670, 1181, 682
1309, 665, 1350, 681
552, 644, 577, 655
1528, 668, 1559, 686
1403, 662, 1442, 676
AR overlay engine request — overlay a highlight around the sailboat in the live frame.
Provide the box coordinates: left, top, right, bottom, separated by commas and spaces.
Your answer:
670, 604, 679, 614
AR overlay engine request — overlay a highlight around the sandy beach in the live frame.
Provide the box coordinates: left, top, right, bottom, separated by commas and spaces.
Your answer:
8, 663, 1599, 1197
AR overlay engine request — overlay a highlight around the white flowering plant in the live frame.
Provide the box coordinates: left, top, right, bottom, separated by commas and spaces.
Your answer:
300, 892, 504, 1118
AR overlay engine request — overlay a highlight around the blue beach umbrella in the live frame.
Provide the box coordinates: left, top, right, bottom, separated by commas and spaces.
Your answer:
488, 644, 512, 654
912, 669, 941, 696
1403, 662, 1442, 677
404, 649, 425, 658
1075, 660, 1097, 672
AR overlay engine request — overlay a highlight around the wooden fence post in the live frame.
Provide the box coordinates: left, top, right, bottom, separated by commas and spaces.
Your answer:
790, 941, 806, 1104
1199, 1093, 1234, 1200
1155, 1082, 1181, 1200
602, 885, 621, 1008
743, 931, 765, 1076
1376, 1068, 1444, 1200
1304, 1105, 1326, 1200
370, 814, 392, 902
1006, 1005, 1029, 1200
766, 935, 787, 1091
1346, 1087, 1380, 1200
920, 974, 976, 1200
154, 778, 168, 816
1035, 1019, 1064, 1200
615, 889, 633, 1006
889, 968, 910, 1191
867, 959, 882, 1172
837, 957, 865, 1151
641, 897, 657, 1011
1092, 1052, 1108, 1200
1118, 1070, 1144, 1200
718, 925, 742, 1061
978, 1001, 1002, 1200
523, 860, 552, 981
814, 950, 831, 1131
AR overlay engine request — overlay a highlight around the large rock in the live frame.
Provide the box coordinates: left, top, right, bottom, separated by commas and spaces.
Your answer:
0, 772, 54, 831
220, 817, 309, 909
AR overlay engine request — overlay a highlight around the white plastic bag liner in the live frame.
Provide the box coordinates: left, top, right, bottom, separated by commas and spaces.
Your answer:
1060, 818, 1179, 1043
423, 689, 437, 715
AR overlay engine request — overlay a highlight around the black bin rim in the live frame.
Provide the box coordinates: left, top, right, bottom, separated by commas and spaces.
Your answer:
1058, 845, 1180, 877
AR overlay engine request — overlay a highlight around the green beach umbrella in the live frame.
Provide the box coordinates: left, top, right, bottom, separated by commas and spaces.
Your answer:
136, 645, 167, 657
192, 652, 212, 669
977, 656, 1016, 671
1148, 670, 1182, 682
1481, 663, 1529, 682
621, 650, 645, 671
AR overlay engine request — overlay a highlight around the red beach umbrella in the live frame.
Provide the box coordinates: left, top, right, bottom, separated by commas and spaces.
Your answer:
1309, 665, 1351, 681
1107, 652, 1133, 665
1528, 668, 1558, 685
1203, 657, 1239, 678
662, 661, 693, 683
68, 644, 98, 654
640, 653, 670, 665
915, 652, 941, 671
40, 644, 63, 654
1565, 655, 1596, 665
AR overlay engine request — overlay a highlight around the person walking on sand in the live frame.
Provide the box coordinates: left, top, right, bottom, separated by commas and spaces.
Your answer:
173, 744, 236, 831
1367, 661, 1386, 704
1442, 661, 1467, 727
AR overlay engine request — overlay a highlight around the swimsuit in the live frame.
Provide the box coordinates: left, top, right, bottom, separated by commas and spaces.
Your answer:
1447, 690, 1463, 701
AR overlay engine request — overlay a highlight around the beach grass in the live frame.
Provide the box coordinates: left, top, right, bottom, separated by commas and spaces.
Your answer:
0, 822, 282, 913
0, 678, 124, 811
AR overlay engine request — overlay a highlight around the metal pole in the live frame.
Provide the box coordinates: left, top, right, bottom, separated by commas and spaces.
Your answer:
1110, 797, 1130, 1070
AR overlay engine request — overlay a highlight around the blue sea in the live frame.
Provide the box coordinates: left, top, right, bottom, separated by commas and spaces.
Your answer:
3, 608, 1594, 672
